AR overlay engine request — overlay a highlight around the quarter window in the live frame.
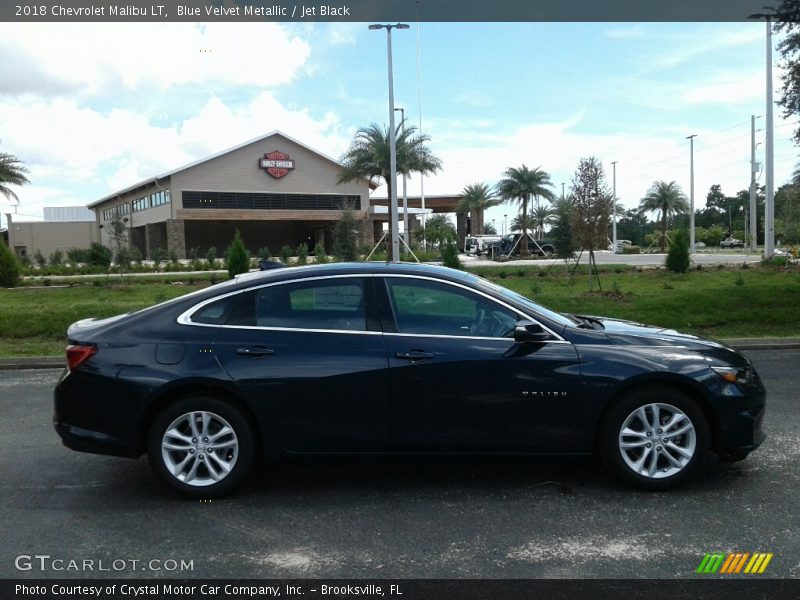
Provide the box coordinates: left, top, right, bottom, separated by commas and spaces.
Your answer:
256, 279, 366, 331
384, 277, 519, 338
188, 279, 367, 332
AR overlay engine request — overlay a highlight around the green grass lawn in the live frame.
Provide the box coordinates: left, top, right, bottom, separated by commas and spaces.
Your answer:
0, 265, 798, 357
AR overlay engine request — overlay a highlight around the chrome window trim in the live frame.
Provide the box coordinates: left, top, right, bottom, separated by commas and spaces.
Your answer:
176, 272, 567, 343
177, 274, 374, 333
380, 273, 567, 343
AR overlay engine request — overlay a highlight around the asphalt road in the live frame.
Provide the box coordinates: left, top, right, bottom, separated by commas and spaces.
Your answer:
466, 251, 765, 268
1, 350, 798, 579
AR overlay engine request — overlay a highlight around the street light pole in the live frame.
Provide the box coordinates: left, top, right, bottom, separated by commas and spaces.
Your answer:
503, 214, 507, 236
370, 23, 409, 263
611, 161, 618, 250
394, 107, 409, 254
749, 12, 776, 257
686, 134, 697, 254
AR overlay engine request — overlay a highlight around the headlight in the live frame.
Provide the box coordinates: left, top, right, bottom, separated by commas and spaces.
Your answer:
711, 366, 754, 385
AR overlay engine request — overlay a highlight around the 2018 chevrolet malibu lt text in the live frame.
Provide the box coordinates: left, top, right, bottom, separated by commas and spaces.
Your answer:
54, 263, 766, 497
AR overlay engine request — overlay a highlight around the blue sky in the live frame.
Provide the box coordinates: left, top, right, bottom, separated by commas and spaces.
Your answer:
0, 21, 796, 230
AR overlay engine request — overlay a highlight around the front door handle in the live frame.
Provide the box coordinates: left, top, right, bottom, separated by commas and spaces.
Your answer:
236, 346, 275, 357
396, 351, 435, 361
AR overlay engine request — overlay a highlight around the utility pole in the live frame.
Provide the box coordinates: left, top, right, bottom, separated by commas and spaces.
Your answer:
394, 107, 409, 254
750, 115, 759, 252
687, 134, 697, 253
369, 23, 409, 262
611, 161, 618, 250
561, 182, 565, 200
765, 17, 775, 257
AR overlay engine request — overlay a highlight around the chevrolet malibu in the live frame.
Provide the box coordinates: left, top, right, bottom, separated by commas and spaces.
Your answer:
54, 263, 766, 497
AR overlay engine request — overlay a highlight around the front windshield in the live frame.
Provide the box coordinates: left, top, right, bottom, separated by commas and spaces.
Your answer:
465, 272, 576, 329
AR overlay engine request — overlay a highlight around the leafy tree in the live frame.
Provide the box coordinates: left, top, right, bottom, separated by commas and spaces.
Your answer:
225, 230, 250, 277
483, 222, 497, 235
332, 205, 359, 261
616, 208, 653, 246
108, 215, 130, 272
550, 198, 578, 259
496, 165, 556, 256
639, 181, 689, 252
456, 182, 501, 235
569, 157, 612, 252
0, 146, 30, 202
338, 122, 442, 244
775, 1, 800, 144
0, 238, 20, 287
666, 229, 690, 273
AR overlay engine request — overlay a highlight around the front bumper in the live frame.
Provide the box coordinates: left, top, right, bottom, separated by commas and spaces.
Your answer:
710, 375, 767, 460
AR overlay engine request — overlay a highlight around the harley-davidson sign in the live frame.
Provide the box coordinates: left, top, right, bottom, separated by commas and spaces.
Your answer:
259, 151, 295, 179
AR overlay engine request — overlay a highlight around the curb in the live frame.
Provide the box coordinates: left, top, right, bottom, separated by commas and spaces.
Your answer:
1, 339, 798, 371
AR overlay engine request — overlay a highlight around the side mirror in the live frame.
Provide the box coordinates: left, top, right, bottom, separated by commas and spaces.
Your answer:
514, 320, 551, 343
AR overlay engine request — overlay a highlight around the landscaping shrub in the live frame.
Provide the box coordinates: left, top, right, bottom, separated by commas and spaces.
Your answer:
280, 245, 293, 264
0, 239, 21, 288
66, 248, 89, 264
87, 243, 112, 268
49, 249, 64, 265
225, 230, 250, 278
441, 241, 462, 270
314, 243, 328, 264
296, 242, 308, 265
665, 230, 690, 274
622, 245, 641, 254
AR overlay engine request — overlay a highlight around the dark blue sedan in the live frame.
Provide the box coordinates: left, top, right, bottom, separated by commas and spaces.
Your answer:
54, 263, 766, 497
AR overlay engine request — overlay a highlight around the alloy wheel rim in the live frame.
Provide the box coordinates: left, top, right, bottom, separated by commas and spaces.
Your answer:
618, 402, 696, 479
161, 411, 239, 487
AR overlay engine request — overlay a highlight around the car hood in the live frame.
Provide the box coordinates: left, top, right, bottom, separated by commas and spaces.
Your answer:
581, 315, 731, 350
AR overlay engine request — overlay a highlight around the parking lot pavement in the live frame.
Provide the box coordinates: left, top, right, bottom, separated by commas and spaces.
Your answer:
1, 350, 797, 579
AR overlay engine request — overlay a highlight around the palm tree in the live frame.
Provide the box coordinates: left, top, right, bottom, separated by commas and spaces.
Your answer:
0, 148, 30, 202
456, 182, 500, 234
338, 122, 442, 244
639, 181, 689, 252
530, 204, 557, 238
496, 165, 555, 256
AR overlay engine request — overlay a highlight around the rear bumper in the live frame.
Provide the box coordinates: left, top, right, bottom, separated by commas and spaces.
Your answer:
53, 368, 145, 459
54, 421, 141, 458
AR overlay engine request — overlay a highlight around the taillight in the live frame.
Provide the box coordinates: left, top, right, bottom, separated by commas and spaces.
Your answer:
66, 344, 97, 372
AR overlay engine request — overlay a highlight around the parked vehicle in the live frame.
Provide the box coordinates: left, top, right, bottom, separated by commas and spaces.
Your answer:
610, 240, 632, 254
501, 232, 555, 256
464, 235, 501, 256
55, 263, 766, 497
720, 237, 744, 249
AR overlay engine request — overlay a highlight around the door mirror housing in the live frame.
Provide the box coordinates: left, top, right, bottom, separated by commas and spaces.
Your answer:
514, 320, 551, 343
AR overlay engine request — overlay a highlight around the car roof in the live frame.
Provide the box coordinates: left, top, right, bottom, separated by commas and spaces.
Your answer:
233, 261, 474, 286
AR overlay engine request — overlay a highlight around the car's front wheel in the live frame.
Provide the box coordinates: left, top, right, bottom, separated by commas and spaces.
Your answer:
600, 388, 709, 490
147, 396, 255, 497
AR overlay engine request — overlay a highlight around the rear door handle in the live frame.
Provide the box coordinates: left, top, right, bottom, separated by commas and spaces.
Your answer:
396, 351, 435, 361
236, 346, 275, 357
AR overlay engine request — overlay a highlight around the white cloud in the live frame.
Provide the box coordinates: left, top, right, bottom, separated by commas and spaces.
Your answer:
0, 23, 310, 96
654, 28, 764, 69
0, 92, 351, 202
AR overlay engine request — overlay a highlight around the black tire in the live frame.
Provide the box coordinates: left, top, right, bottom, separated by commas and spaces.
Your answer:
599, 387, 709, 491
147, 396, 255, 498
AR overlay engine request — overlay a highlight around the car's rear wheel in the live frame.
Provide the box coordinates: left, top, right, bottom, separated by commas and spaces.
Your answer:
600, 388, 709, 490
147, 396, 254, 497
